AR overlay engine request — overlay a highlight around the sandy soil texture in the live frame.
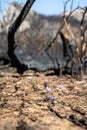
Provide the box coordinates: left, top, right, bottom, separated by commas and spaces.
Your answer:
0, 68, 87, 130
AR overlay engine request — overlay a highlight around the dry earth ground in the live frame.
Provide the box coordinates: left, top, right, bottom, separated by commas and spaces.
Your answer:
0, 68, 87, 130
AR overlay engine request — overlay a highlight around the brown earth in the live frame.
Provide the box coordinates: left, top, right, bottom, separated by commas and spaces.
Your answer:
0, 68, 87, 130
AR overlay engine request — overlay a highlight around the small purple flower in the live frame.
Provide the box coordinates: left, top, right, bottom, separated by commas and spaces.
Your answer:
46, 87, 52, 92
49, 95, 55, 101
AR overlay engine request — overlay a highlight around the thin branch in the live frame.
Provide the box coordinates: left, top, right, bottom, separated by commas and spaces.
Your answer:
63, 0, 79, 45
80, 7, 87, 57
44, 0, 79, 52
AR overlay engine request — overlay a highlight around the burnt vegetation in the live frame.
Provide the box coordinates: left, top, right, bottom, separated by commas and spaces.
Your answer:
0, 0, 87, 80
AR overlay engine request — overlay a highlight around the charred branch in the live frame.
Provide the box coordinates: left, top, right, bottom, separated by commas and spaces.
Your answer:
80, 7, 87, 58
7, 0, 35, 74
44, 0, 79, 53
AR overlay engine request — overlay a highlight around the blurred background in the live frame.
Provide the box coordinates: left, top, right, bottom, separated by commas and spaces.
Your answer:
0, 0, 87, 18
0, 0, 87, 59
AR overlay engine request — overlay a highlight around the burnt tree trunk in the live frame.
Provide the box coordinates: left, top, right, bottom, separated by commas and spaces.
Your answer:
7, 0, 35, 73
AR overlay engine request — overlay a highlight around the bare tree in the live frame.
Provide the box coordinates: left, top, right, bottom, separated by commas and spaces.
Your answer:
44, 0, 87, 80
7, 0, 35, 73
60, 1, 87, 80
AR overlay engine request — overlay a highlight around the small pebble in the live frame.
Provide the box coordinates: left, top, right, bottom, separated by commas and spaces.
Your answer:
27, 76, 32, 80
57, 85, 64, 89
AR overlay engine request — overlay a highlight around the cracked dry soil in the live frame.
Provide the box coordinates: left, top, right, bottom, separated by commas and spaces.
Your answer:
0, 68, 87, 130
